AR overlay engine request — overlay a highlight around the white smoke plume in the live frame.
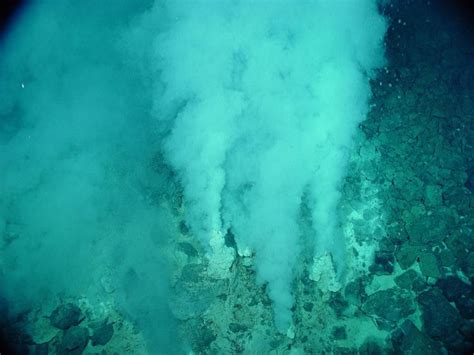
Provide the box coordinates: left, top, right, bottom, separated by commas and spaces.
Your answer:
151, 0, 387, 331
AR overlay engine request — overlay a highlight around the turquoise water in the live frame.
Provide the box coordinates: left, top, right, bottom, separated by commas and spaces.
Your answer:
0, 1, 473, 354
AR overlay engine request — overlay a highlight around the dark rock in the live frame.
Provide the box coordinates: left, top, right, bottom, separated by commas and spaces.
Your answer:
462, 252, 474, 275
179, 263, 206, 284
358, 340, 383, 355
334, 347, 358, 355
377, 237, 397, 253
331, 326, 347, 340
224, 231, 237, 249
193, 325, 216, 351
424, 184, 443, 207
393, 173, 424, 202
395, 244, 420, 269
373, 317, 395, 331
465, 167, 474, 193
395, 270, 418, 290
418, 288, 462, 338
303, 302, 314, 312
393, 320, 444, 355
362, 288, 415, 322
344, 278, 366, 305
91, 322, 113, 346
247, 296, 258, 307
437, 248, 456, 268
228, 323, 248, 333
33, 343, 49, 355
269, 337, 283, 350
447, 237, 470, 268
177, 242, 198, 257
447, 340, 474, 354
405, 212, 452, 245
417, 252, 441, 278
386, 221, 409, 245
436, 276, 470, 302
50, 303, 83, 330
261, 294, 272, 307
369, 251, 395, 274
363, 208, 378, 221
300, 270, 312, 287
412, 277, 427, 292
390, 327, 404, 348
455, 292, 474, 319
460, 320, 474, 344
443, 185, 471, 209
57, 326, 89, 355
329, 293, 348, 317
179, 220, 189, 235
459, 225, 474, 252
333, 347, 356, 355
442, 330, 474, 354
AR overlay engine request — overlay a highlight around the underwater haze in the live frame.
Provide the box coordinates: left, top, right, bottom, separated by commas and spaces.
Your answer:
1, 0, 474, 354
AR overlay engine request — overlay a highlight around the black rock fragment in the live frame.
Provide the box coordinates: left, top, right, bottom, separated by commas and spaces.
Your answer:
57, 326, 89, 355
90, 322, 114, 346
50, 303, 83, 330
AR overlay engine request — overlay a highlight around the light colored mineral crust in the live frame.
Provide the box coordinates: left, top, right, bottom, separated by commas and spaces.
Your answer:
310, 252, 342, 293
237, 245, 254, 267
286, 324, 296, 339
237, 245, 253, 258
206, 230, 236, 279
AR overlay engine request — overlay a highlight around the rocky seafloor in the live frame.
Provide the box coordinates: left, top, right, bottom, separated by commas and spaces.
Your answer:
1, 1, 474, 354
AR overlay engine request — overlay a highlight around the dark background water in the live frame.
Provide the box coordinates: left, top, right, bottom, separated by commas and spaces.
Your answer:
0, 0, 25, 39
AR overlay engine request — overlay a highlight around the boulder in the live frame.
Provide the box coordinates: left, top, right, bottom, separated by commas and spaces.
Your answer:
436, 276, 470, 302
90, 322, 114, 346
395, 270, 418, 290
417, 288, 462, 338
392, 320, 444, 355
50, 303, 83, 330
57, 326, 89, 355
418, 252, 441, 278
362, 288, 415, 322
